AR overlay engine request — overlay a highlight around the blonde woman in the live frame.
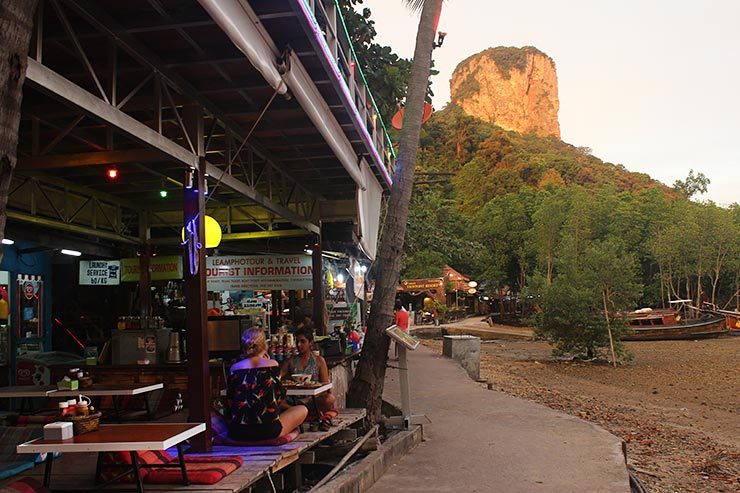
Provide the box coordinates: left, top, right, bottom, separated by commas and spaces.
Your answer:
226, 328, 307, 441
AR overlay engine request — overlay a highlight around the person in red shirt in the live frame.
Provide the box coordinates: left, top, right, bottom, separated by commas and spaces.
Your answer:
394, 301, 410, 331
392, 301, 410, 359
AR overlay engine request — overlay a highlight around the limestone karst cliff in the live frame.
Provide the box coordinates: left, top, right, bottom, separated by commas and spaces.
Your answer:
450, 46, 560, 138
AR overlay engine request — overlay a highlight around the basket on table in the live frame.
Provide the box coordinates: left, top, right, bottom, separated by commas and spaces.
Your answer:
63, 411, 102, 435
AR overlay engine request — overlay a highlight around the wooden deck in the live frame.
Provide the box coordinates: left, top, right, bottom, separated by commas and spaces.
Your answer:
3, 409, 366, 492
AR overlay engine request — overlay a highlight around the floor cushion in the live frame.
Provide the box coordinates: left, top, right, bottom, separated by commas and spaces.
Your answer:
145, 455, 243, 485
0, 477, 50, 493
101, 450, 242, 485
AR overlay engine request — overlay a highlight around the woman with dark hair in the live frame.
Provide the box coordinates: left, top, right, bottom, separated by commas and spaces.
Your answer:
226, 328, 307, 441
280, 327, 336, 414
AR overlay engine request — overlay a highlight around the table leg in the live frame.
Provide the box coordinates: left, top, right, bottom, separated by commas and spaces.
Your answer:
176, 443, 189, 486
112, 396, 123, 423
130, 451, 144, 493
143, 393, 153, 420
43, 452, 54, 487
94, 451, 103, 483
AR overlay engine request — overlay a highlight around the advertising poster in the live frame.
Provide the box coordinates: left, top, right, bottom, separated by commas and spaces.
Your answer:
79, 260, 120, 285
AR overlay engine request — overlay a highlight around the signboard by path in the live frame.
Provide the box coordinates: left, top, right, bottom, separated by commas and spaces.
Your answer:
206, 254, 312, 291
386, 324, 420, 350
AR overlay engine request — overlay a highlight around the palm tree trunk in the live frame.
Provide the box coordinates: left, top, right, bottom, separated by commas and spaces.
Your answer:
0, 0, 38, 263
347, 0, 443, 423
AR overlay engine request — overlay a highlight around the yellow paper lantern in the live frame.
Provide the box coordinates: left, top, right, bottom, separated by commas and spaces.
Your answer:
181, 215, 222, 248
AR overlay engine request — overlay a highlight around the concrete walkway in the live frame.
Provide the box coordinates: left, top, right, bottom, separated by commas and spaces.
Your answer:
368, 344, 630, 493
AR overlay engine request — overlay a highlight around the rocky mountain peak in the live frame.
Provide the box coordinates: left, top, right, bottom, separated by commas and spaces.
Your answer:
450, 46, 560, 138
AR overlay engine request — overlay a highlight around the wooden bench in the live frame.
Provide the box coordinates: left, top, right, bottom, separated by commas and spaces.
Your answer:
1, 409, 367, 493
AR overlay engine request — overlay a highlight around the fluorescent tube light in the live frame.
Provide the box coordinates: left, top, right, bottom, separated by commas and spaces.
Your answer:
1, 239, 14, 245
60, 249, 82, 257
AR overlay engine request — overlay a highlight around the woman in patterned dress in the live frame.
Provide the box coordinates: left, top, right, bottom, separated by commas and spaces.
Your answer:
226, 328, 307, 441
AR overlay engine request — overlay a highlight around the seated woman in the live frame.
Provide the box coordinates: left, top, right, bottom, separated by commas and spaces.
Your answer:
227, 328, 307, 441
280, 327, 336, 414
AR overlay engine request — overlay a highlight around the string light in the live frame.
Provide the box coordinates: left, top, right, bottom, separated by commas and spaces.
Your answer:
107, 167, 118, 179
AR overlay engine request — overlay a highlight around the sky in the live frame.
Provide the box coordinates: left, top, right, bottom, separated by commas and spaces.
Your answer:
361, 0, 739, 206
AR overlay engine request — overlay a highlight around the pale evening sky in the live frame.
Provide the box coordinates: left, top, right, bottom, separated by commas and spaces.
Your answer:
361, 0, 739, 206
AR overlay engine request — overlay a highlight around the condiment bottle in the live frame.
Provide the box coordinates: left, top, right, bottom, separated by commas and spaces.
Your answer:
67, 399, 77, 415
58, 401, 69, 416
76, 395, 89, 417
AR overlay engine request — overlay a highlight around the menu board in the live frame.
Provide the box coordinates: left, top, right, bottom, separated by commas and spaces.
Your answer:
385, 325, 419, 350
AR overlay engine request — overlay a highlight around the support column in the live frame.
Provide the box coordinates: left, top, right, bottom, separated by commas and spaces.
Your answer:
183, 104, 210, 452
311, 240, 325, 336
183, 165, 210, 452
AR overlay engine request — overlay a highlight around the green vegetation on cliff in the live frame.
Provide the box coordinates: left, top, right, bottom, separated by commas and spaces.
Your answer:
404, 106, 740, 358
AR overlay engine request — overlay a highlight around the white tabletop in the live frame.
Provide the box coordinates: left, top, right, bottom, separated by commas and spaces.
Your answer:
16, 423, 205, 454
0, 385, 59, 398
219, 382, 333, 397
285, 382, 333, 396
54, 383, 164, 397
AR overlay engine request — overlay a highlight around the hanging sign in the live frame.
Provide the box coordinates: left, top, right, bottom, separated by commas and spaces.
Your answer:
206, 255, 313, 291
79, 260, 120, 286
400, 278, 444, 292
121, 256, 183, 282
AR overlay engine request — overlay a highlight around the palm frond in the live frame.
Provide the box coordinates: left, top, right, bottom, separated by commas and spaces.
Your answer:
403, 0, 426, 13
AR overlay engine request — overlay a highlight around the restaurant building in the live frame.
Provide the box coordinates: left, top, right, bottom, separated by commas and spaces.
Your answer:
1, 0, 391, 455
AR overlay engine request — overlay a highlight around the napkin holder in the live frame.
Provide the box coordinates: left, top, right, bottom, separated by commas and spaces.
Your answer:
44, 422, 74, 440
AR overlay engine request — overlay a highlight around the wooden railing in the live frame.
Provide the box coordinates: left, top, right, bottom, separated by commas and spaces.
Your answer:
300, 0, 396, 182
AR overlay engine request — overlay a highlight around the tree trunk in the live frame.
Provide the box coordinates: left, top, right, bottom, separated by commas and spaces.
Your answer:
0, 0, 38, 263
347, 0, 443, 424
602, 289, 617, 368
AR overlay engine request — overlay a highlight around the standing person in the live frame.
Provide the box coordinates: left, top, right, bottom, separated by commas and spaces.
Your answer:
393, 301, 410, 359
394, 301, 410, 331
226, 328, 307, 441
280, 328, 336, 415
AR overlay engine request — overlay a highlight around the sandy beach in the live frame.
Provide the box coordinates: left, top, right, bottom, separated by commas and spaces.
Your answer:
422, 335, 739, 492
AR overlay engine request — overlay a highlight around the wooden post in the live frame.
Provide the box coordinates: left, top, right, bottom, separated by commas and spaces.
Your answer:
138, 212, 151, 318
183, 165, 210, 452
183, 104, 210, 452
312, 241, 325, 336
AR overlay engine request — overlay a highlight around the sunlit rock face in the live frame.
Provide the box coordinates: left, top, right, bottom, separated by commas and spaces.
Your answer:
450, 46, 560, 138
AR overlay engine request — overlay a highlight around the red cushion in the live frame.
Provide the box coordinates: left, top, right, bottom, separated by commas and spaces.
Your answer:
0, 477, 51, 493
98, 450, 171, 482
144, 456, 243, 485
212, 428, 300, 446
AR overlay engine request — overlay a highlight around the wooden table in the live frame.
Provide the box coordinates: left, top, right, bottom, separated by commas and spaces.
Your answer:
0, 385, 58, 413
16, 422, 205, 493
283, 382, 333, 397
55, 383, 164, 422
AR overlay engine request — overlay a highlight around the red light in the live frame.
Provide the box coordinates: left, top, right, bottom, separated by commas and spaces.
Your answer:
107, 167, 118, 179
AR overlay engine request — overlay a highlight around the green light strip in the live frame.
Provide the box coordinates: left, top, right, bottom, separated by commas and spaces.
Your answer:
333, 0, 397, 158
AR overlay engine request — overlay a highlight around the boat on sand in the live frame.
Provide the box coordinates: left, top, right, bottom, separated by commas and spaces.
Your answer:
620, 301, 727, 341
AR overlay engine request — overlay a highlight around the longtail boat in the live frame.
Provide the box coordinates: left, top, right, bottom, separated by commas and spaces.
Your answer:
620, 302, 727, 341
